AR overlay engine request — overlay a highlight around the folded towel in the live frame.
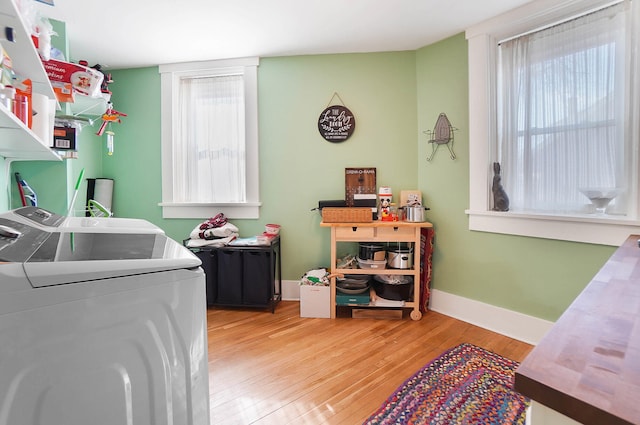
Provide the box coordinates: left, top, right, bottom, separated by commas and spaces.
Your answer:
190, 222, 239, 240
186, 234, 238, 248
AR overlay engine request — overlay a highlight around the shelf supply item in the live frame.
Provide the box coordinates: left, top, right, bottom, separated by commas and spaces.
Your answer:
0, 85, 14, 111
3, 26, 16, 43
14, 172, 37, 207
31, 93, 55, 143
13, 93, 28, 125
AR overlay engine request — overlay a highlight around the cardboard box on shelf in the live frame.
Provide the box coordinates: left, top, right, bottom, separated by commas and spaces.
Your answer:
400, 190, 422, 206
41, 58, 103, 100
336, 291, 370, 305
52, 126, 76, 150
352, 309, 403, 320
52, 82, 74, 103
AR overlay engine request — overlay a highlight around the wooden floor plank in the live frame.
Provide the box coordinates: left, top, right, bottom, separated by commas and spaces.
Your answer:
208, 301, 533, 424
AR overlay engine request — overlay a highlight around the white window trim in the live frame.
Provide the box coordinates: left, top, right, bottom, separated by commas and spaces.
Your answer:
158, 57, 261, 219
466, 0, 640, 246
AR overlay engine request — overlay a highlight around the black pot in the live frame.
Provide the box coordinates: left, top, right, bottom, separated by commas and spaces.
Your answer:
373, 275, 413, 301
359, 243, 385, 261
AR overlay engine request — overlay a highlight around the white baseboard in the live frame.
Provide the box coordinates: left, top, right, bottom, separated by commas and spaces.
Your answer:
282, 280, 553, 345
282, 279, 301, 301
429, 289, 553, 345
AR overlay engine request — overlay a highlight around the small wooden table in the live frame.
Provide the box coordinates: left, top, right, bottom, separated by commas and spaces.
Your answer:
320, 220, 433, 320
515, 234, 640, 425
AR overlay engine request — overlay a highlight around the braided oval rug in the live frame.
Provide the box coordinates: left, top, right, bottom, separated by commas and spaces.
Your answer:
364, 343, 530, 425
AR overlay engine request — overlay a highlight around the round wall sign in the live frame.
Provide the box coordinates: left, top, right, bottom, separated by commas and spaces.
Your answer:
318, 105, 356, 143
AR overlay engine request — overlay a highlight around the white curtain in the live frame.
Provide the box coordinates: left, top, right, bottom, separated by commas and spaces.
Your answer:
497, 2, 633, 214
173, 74, 246, 203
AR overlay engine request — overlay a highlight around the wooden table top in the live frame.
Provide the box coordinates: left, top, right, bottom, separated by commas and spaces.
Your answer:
515, 234, 640, 425
320, 220, 433, 228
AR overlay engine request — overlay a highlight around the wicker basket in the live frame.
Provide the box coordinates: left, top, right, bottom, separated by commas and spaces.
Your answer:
322, 207, 373, 223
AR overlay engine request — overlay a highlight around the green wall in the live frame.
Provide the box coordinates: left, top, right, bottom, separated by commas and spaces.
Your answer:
7, 129, 104, 215
415, 34, 615, 321
107, 52, 419, 280
7, 34, 614, 322
105, 42, 616, 321
101, 67, 163, 219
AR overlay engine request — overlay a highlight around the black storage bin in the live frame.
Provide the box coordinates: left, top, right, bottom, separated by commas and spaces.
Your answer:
186, 236, 281, 312
243, 251, 273, 305
216, 250, 243, 304
193, 248, 218, 306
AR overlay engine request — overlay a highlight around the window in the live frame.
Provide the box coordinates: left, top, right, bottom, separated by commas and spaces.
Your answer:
159, 57, 260, 219
466, 0, 640, 246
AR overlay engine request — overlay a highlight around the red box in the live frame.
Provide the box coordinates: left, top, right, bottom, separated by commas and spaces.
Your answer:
41, 59, 103, 99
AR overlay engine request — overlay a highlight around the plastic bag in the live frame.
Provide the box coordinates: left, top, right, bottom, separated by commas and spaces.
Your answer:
300, 268, 330, 286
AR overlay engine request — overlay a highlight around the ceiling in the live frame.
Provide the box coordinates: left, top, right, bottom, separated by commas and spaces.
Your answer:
33, 0, 533, 70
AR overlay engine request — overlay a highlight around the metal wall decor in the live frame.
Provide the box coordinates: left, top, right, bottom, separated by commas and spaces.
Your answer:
424, 112, 457, 161
318, 92, 356, 143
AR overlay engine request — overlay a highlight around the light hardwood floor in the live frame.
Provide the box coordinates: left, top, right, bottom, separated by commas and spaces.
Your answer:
207, 301, 533, 425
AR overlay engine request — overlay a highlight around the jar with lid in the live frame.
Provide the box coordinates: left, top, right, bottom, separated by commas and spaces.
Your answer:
388, 203, 399, 221
14, 93, 28, 126
0, 85, 15, 112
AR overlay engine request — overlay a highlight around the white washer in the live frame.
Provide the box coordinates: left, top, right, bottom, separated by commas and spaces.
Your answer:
0, 214, 210, 425
6, 206, 164, 234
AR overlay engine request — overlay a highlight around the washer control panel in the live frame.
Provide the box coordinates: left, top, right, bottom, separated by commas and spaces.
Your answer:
13, 207, 65, 228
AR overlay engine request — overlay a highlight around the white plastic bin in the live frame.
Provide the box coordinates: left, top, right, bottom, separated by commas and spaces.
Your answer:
299, 285, 330, 318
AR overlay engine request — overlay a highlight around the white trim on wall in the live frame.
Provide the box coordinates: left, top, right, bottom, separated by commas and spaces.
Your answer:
282, 279, 301, 301
158, 57, 261, 219
284, 280, 553, 345
428, 289, 553, 346
465, 0, 640, 246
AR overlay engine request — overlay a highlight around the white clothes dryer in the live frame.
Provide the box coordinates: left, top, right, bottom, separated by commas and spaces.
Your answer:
0, 213, 210, 425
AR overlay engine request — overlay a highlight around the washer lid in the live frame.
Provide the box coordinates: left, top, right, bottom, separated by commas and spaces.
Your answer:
0, 218, 51, 263
23, 232, 201, 287
9, 206, 164, 234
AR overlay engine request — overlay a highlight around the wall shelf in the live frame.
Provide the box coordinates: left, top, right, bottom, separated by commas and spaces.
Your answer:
0, 1, 55, 98
0, 104, 59, 161
66, 93, 110, 117
0, 0, 60, 162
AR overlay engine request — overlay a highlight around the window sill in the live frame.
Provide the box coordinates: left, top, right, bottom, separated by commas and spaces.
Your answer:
160, 202, 261, 219
466, 209, 640, 246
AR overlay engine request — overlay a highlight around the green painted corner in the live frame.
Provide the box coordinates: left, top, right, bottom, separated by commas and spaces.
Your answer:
415, 33, 614, 321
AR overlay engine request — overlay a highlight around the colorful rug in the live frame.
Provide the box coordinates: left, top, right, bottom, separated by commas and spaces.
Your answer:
364, 343, 530, 425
